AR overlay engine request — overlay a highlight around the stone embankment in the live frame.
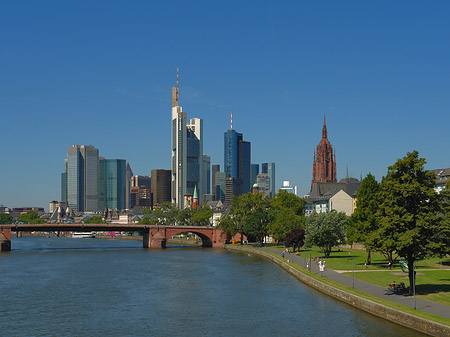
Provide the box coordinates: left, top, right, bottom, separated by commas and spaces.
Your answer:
226, 245, 450, 337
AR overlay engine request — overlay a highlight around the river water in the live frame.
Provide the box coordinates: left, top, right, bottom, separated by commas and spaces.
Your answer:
0, 237, 422, 336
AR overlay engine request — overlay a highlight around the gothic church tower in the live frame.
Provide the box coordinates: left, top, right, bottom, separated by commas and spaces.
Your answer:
311, 116, 337, 191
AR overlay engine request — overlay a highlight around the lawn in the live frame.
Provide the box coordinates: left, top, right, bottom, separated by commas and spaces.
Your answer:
343, 269, 450, 306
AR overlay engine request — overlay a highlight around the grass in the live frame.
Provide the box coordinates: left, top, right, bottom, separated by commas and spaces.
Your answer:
230, 245, 450, 327
344, 269, 450, 306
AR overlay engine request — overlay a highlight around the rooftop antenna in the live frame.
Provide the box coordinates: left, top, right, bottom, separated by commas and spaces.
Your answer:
177, 66, 179, 89
230, 110, 233, 130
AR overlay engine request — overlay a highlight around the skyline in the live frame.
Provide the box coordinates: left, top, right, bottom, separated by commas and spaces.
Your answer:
1, 1, 449, 210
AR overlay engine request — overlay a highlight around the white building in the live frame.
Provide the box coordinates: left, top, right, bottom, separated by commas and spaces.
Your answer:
279, 180, 298, 195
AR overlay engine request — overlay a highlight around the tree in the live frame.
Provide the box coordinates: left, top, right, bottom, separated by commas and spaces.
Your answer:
285, 228, 305, 252
0, 213, 13, 224
270, 208, 304, 244
139, 202, 179, 226
191, 205, 213, 226
269, 190, 306, 244
375, 151, 444, 295
217, 214, 239, 239
272, 190, 306, 216
83, 216, 105, 224
18, 211, 46, 224
177, 207, 195, 226
230, 192, 272, 245
347, 173, 380, 264
305, 211, 348, 257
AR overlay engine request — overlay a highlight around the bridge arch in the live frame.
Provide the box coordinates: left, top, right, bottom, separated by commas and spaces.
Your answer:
144, 226, 226, 248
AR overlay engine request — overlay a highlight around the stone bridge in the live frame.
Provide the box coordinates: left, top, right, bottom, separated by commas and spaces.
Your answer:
0, 224, 227, 252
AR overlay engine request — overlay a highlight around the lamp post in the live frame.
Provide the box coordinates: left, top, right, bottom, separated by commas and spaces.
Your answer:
413, 262, 416, 310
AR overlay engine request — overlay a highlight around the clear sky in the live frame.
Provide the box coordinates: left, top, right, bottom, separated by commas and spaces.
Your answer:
1, 1, 449, 210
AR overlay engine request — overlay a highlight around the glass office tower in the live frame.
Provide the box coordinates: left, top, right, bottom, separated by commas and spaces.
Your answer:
105, 159, 126, 210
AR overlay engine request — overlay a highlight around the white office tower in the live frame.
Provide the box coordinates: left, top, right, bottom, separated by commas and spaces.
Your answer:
279, 180, 298, 195
171, 74, 187, 209
170, 69, 204, 208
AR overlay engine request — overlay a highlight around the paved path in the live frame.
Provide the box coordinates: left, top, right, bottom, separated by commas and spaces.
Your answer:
259, 247, 450, 320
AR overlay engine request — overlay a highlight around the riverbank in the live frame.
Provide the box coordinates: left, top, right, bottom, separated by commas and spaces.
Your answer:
226, 244, 450, 337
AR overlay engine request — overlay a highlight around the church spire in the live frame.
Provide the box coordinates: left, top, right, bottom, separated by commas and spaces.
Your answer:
322, 115, 328, 139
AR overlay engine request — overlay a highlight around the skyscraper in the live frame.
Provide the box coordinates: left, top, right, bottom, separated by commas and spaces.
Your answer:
125, 163, 133, 210
151, 169, 171, 208
223, 112, 251, 197
262, 162, 276, 198
250, 163, 259, 187
311, 116, 337, 191
105, 159, 126, 210
201, 155, 211, 200
239, 141, 251, 194
65, 145, 99, 212
186, 118, 203, 203
170, 69, 205, 209
171, 69, 187, 209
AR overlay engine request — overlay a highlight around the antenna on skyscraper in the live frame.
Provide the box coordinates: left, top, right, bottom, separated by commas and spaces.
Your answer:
230, 110, 233, 130
177, 66, 179, 89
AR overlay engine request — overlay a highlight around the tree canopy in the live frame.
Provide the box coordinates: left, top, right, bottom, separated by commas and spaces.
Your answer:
285, 228, 305, 252
0, 213, 13, 224
347, 173, 380, 264
305, 211, 348, 257
83, 216, 105, 224
373, 151, 444, 294
18, 211, 46, 224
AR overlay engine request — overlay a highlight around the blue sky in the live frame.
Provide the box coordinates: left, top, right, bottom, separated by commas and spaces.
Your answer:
1, 1, 449, 210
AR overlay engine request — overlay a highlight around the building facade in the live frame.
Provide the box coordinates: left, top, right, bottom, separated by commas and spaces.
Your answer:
151, 169, 171, 208
261, 162, 276, 198
170, 73, 205, 209
104, 159, 127, 210
64, 145, 99, 212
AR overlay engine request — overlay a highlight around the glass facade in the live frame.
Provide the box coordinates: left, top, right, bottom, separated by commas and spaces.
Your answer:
105, 159, 126, 210
224, 130, 241, 178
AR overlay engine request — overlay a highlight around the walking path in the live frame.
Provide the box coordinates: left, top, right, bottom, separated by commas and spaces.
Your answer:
259, 247, 450, 320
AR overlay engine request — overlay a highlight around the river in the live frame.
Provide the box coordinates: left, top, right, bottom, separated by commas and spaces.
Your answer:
0, 237, 423, 336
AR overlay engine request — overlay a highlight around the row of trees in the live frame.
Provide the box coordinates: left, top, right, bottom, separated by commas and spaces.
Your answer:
218, 190, 308, 246
138, 203, 213, 227
0, 211, 46, 224
348, 151, 450, 294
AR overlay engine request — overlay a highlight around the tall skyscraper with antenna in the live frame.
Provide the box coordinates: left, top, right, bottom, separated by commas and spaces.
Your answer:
170, 68, 204, 208
224, 110, 251, 196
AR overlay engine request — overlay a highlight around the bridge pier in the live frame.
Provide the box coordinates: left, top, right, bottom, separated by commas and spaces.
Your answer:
0, 227, 12, 252
142, 228, 167, 249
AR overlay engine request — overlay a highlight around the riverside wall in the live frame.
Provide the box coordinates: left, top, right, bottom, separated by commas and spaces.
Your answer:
226, 245, 450, 337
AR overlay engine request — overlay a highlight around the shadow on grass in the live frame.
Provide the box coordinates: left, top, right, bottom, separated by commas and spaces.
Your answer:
415, 284, 450, 295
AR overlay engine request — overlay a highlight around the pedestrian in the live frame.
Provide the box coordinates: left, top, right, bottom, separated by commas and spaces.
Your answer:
364, 262, 367, 269
282, 252, 285, 258
306, 262, 309, 270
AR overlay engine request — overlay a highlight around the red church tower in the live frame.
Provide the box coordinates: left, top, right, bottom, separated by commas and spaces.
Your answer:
311, 116, 337, 191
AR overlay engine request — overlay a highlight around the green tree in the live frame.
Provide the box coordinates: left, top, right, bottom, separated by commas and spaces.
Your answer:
347, 173, 380, 264
83, 216, 105, 223
217, 214, 240, 239
18, 211, 46, 224
270, 208, 304, 244
139, 202, 178, 226
231, 192, 273, 245
177, 207, 195, 226
191, 205, 213, 226
446, 179, 450, 190
272, 189, 306, 216
269, 190, 306, 244
375, 151, 444, 294
305, 211, 348, 257
0, 213, 13, 224
285, 228, 305, 252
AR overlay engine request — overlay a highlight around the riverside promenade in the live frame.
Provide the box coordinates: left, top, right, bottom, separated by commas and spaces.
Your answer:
226, 245, 450, 336
259, 246, 450, 320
